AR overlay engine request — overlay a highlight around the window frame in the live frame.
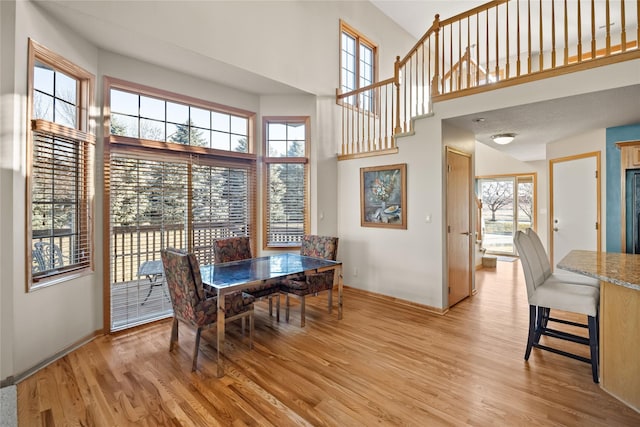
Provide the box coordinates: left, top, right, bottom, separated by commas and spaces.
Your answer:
476, 173, 537, 256
103, 76, 258, 329
262, 117, 311, 250
26, 39, 95, 290
339, 20, 378, 109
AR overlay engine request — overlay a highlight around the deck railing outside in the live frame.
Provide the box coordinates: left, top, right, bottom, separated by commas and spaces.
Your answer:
336, 0, 640, 160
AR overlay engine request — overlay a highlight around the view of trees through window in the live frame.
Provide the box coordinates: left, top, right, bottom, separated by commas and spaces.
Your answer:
340, 21, 376, 110
33, 61, 78, 128
478, 175, 535, 255
29, 46, 93, 286
110, 89, 248, 151
108, 82, 255, 330
264, 119, 309, 247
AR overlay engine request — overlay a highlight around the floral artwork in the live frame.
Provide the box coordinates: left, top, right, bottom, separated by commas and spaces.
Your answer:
360, 163, 407, 229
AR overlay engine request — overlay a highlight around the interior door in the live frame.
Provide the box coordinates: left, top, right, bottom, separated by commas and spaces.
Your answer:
550, 153, 600, 267
447, 148, 472, 307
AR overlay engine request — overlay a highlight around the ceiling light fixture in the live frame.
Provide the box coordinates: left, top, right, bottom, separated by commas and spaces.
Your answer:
491, 133, 516, 145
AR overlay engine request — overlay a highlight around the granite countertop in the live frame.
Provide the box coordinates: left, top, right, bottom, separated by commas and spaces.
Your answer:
557, 250, 640, 291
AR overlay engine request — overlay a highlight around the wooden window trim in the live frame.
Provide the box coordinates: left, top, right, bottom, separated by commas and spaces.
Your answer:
26, 39, 95, 291
339, 20, 379, 93
103, 77, 258, 330
105, 76, 256, 154
262, 116, 311, 250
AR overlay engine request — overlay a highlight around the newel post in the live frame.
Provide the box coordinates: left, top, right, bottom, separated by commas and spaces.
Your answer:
431, 14, 441, 97
393, 56, 402, 135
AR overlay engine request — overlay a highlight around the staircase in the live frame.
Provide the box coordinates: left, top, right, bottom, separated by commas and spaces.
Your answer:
336, 0, 640, 160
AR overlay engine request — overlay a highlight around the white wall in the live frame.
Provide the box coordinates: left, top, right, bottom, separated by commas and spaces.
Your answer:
50, 1, 415, 96
337, 115, 447, 308
1, 0, 101, 379
0, 0, 17, 383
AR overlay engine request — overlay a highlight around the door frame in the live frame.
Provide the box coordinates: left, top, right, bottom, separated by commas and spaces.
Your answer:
445, 146, 473, 308
549, 151, 601, 268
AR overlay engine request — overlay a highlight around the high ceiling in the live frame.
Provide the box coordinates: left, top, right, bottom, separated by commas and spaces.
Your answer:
371, 0, 640, 161
34, 1, 639, 161
371, 0, 486, 39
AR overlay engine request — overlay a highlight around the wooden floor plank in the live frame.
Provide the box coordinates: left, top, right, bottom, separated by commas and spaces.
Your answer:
17, 260, 640, 426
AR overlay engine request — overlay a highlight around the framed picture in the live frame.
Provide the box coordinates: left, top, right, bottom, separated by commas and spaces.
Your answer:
360, 163, 407, 229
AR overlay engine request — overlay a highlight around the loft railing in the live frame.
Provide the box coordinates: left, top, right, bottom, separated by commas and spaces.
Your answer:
336, 0, 640, 160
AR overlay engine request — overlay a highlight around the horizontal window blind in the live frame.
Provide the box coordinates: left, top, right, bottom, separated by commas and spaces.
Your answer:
266, 163, 307, 247
109, 151, 255, 330
192, 164, 252, 265
110, 154, 188, 330
31, 126, 91, 281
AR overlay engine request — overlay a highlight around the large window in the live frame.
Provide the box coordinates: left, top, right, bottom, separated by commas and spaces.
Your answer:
107, 78, 256, 330
263, 117, 310, 248
340, 20, 377, 110
477, 174, 536, 255
28, 39, 95, 289
110, 88, 249, 152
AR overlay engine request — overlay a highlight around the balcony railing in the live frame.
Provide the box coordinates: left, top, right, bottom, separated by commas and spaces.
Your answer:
336, 0, 640, 160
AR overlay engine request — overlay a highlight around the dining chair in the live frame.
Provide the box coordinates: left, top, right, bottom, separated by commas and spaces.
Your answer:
514, 230, 600, 382
212, 236, 280, 320
279, 235, 339, 327
160, 247, 255, 371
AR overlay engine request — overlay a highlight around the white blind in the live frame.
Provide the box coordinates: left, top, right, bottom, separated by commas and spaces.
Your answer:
109, 152, 255, 330
266, 163, 306, 246
31, 127, 91, 280
110, 155, 189, 284
192, 164, 252, 265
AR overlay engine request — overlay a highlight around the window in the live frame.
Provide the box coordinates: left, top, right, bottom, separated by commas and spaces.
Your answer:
477, 174, 536, 255
263, 117, 310, 248
110, 88, 249, 152
340, 20, 377, 110
28, 39, 95, 288
106, 78, 256, 331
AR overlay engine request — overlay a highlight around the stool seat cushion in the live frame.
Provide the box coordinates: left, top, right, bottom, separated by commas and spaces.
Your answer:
530, 277, 599, 317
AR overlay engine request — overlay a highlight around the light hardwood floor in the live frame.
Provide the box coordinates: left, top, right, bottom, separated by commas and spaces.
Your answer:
18, 260, 640, 426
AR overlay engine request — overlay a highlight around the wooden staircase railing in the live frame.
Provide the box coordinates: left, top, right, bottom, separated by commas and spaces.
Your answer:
337, 0, 640, 160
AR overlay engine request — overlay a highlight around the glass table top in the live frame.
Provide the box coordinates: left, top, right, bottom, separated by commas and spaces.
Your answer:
200, 253, 341, 289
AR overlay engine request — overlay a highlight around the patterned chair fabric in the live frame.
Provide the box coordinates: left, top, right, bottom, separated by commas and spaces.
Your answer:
213, 237, 281, 316
212, 237, 253, 263
160, 247, 255, 370
279, 235, 339, 326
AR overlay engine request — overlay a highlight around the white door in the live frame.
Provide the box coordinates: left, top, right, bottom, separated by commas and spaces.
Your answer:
550, 153, 600, 267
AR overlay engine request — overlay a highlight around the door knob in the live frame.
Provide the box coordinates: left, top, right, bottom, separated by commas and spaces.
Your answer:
553, 227, 559, 232
461, 231, 470, 236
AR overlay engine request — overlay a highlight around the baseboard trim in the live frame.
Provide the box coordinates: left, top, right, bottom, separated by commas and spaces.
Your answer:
342, 285, 448, 315
10, 330, 102, 384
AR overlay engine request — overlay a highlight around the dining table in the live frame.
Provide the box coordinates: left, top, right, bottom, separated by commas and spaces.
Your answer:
557, 249, 640, 412
199, 253, 343, 377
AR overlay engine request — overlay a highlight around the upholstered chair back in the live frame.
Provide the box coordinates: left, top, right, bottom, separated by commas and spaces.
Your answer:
525, 228, 552, 280
514, 231, 547, 300
213, 237, 252, 263
161, 248, 205, 323
299, 235, 339, 293
300, 235, 339, 261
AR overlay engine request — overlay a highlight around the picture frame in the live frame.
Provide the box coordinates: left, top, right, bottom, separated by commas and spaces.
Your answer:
360, 163, 407, 229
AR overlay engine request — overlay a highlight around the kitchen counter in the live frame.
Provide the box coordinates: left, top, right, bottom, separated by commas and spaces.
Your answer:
557, 250, 640, 412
